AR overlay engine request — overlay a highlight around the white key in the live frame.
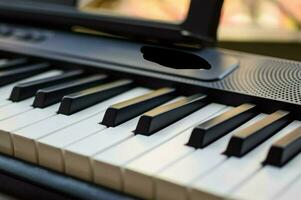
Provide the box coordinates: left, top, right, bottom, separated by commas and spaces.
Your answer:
92, 103, 226, 191
0, 70, 62, 100
277, 174, 301, 200
124, 129, 194, 199
0, 98, 34, 121
191, 114, 288, 199
229, 121, 301, 200
65, 117, 139, 181
122, 107, 231, 199
0, 99, 11, 108
0, 103, 60, 155
38, 92, 179, 173
12, 88, 150, 163
37, 113, 106, 172
154, 114, 268, 200
38, 97, 182, 174
64, 96, 183, 181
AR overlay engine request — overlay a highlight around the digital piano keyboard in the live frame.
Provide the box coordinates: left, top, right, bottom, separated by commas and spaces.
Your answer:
0, 1, 300, 200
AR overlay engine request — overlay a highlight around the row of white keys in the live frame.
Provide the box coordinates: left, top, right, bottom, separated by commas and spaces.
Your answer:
190, 118, 300, 200
11, 88, 151, 163
0, 70, 62, 104
123, 106, 231, 199
0, 103, 60, 155
37, 95, 181, 173
63, 97, 183, 181
230, 121, 301, 200
155, 114, 267, 200
37, 112, 107, 172
92, 103, 227, 191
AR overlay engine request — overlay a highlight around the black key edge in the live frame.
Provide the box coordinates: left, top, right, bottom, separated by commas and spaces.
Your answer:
135, 94, 207, 136
58, 80, 134, 115
9, 70, 85, 102
187, 105, 257, 149
224, 114, 291, 157
33, 75, 108, 108
101, 88, 176, 127
263, 130, 301, 167
263, 146, 287, 167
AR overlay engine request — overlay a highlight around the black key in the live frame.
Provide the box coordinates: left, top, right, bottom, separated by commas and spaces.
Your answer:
0, 63, 49, 86
33, 75, 108, 108
264, 126, 301, 167
187, 103, 257, 148
9, 70, 85, 102
0, 58, 28, 70
58, 79, 134, 115
135, 94, 207, 136
101, 88, 176, 127
225, 110, 291, 157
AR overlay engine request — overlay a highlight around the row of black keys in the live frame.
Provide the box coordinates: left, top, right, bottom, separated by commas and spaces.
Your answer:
1, 57, 301, 168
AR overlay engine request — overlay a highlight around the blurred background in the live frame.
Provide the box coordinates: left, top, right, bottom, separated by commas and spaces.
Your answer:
77, 0, 301, 60
218, 0, 301, 61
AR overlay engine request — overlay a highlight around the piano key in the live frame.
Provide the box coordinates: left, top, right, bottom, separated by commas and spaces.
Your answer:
0, 58, 28, 70
124, 130, 194, 199
0, 99, 11, 108
134, 94, 207, 136
187, 103, 257, 148
0, 70, 62, 108
277, 175, 301, 200
65, 117, 140, 181
225, 110, 291, 157
64, 97, 181, 181
0, 63, 49, 86
0, 98, 35, 122
11, 88, 150, 163
0, 70, 63, 100
9, 70, 85, 102
156, 150, 226, 200
0, 103, 60, 155
153, 113, 265, 200
101, 88, 176, 127
58, 79, 133, 115
37, 113, 106, 172
122, 107, 230, 199
264, 126, 301, 167
189, 120, 301, 200
231, 140, 301, 200
33, 74, 108, 108
92, 103, 225, 190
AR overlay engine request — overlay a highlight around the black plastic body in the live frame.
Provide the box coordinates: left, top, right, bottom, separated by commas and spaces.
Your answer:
0, 0, 223, 46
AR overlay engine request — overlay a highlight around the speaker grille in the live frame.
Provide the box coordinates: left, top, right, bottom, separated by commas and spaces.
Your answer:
202, 54, 301, 104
